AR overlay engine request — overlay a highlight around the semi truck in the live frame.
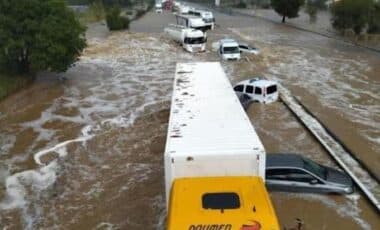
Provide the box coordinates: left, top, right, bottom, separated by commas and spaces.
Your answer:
164, 24, 206, 53
164, 62, 280, 230
176, 14, 208, 31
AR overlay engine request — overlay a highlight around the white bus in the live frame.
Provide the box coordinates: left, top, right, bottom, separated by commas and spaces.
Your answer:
188, 8, 215, 30
165, 62, 279, 230
175, 14, 208, 31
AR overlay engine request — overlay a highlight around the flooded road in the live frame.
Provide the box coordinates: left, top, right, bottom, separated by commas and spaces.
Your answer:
0, 9, 379, 230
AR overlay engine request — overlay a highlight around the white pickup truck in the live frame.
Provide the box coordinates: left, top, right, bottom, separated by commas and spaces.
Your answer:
164, 24, 206, 53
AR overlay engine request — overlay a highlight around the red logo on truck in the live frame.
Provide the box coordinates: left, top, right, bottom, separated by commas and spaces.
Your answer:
240, 221, 261, 230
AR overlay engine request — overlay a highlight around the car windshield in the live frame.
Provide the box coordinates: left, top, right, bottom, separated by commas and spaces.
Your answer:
303, 158, 326, 179
223, 46, 239, 54
184, 37, 206, 44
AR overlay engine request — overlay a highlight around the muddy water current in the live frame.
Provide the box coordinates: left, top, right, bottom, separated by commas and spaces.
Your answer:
0, 11, 379, 230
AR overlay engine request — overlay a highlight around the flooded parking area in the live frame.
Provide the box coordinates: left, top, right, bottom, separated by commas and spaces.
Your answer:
0, 8, 379, 230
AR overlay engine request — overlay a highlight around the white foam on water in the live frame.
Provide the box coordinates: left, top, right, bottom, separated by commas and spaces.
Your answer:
290, 193, 371, 230
0, 31, 206, 228
0, 134, 16, 156
34, 125, 94, 166
0, 160, 58, 211
95, 222, 118, 230
151, 194, 166, 230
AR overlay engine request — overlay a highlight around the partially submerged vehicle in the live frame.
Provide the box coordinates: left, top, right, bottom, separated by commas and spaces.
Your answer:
239, 42, 260, 55
213, 39, 241, 61
165, 62, 280, 230
266, 154, 354, 194
234, 77, 278, 104
164, 24, 206, 53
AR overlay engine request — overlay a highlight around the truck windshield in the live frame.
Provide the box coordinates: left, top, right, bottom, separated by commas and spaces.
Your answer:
202, 192, 240, 210
184, 37, 206, 44
223, 46, 239, 54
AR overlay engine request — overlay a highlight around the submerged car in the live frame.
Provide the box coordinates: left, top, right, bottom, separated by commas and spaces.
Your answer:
234, 77, 278, 104
238, 43, 260, 55
265, 154, 354, 194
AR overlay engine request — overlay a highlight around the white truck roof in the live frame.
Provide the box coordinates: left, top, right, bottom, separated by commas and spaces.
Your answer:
165, 24, 204, 37
165, 62, 265, 157
220, 38, 239, 47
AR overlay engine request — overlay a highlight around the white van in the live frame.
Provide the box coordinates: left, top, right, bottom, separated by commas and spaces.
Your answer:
218, 39, 241, 60
234, 78, 279, 104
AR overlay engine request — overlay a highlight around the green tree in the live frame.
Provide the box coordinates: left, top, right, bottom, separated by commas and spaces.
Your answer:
0, 0, 86, 74
305, 0, 327, 23
105, 5, 130, 30
368, 2, 380, 34
331, 0, 373, 35
271, 0, 305, 23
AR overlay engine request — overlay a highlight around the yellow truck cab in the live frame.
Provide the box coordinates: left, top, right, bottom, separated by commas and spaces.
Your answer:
167, 177, 280, 230
165, 63, 280, 230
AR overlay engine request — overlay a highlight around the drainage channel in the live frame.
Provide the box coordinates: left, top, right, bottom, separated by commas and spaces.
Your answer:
278, 85, 380, 213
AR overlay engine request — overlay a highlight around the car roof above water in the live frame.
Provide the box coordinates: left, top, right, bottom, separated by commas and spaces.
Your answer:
266, 153, 305, 168
237, 78, 277, 88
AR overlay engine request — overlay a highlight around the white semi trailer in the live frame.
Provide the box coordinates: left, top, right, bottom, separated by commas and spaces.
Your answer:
164, 24, 206, 53
165, 62, 279, 230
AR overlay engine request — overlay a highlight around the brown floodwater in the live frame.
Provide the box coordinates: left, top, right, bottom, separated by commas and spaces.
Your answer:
0, 9, 379, 230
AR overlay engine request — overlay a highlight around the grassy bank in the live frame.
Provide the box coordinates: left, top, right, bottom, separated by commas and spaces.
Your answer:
0, 73, 33, 101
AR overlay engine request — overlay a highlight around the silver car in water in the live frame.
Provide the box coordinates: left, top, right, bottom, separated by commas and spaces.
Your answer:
265, 154, 354, 194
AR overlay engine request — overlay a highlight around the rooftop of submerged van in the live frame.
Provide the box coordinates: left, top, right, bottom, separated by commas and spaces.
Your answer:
246, 79, 277, 88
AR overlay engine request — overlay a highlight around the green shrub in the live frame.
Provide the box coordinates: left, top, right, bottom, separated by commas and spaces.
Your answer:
135, 9, 146, 19
106, 6, 130, 30
89, 0, 105, 20
368, 3, 380, 34
331, 0, 373, 34
235, 2, 247, 8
